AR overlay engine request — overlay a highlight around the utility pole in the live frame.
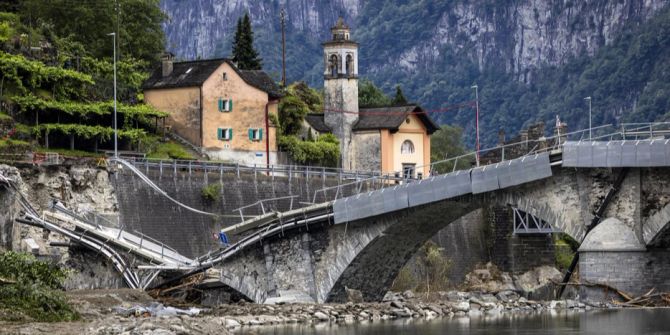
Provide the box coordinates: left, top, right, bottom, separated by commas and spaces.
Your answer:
472, 85, 480, 167
108, 33, 118, 158
280, 8, 287, 87
115, 0, 120, 59
585, 96, 592, 140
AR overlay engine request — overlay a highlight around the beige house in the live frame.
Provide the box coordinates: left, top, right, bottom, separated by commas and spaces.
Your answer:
305, 19, 438, 177
143, 54, 283, 165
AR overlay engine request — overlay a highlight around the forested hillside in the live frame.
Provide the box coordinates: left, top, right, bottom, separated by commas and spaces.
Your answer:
161, 0, 669, 147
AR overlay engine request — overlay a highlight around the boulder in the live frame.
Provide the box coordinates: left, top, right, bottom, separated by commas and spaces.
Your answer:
514, 266, 562, 300
313, 311, 330, 321
402, 290, 415, 299
345, 287, 364, 303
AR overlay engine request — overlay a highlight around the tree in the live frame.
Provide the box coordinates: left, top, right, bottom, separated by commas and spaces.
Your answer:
278, 95, 308, 136
430, 125, 470, 173
232, 13, 262, 70
392, 85, 408, 105
19, 0, 166, 63
358, 79, 391, 107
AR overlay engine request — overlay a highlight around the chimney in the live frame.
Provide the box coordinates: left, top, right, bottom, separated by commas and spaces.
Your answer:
161, 52, 174, 77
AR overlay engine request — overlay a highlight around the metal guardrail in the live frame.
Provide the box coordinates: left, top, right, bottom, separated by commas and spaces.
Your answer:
50, 201, 190, 265
232, 195, 299, 223
119, 156, 387, 181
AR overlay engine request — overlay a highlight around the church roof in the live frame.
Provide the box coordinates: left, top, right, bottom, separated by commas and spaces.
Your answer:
303, 105, 439, 134
355, 105, 439, 134
304, 113, 331, 133
143, 58, 283, 99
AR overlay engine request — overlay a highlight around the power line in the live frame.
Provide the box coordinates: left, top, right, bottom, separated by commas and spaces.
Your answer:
320, 101, 476, 116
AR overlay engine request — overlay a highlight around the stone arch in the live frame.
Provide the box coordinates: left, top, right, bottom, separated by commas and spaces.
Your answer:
320, 199, 478, 302
643, 201, 670, 246
491, 191, 585, 242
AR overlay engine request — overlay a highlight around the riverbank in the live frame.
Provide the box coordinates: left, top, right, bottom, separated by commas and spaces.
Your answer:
0, 288, 612, 335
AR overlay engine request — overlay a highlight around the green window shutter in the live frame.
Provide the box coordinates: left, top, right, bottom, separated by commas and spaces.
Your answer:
248, 128, 253, 140
217, 128, 222, 140
217, 98, 222, 111
229, 128, 233, 139
228, 99, 233, 112
259, 128, 263, 140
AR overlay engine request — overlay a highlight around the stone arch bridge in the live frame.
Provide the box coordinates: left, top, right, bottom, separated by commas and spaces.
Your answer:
198, 140, 670, 303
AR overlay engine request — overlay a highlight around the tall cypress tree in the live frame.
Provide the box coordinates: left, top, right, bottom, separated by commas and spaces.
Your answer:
232, 13, 262, 70
393, 85, 408, 105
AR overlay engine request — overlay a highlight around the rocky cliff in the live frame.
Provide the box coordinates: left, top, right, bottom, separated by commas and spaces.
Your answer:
161, 0, 669, 146
161, 0, 664, 80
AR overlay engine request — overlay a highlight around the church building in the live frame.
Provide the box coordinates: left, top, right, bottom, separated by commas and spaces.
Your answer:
304, 18, 439, 178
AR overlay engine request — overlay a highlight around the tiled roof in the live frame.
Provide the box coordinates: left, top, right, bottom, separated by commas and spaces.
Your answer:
143, 59, 283, 99
355, 105, 439, 134
238, 70, 284, 99
143, 58, 226, 90
304, 105, 439, 134
304, 113, 331, 132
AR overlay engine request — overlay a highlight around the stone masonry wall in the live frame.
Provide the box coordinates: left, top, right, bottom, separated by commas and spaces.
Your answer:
112, 167, 372, 258
580, 249, 670, 300
430, 209, 489, 284
489, 206, 556, 274
352, 132, 381, 172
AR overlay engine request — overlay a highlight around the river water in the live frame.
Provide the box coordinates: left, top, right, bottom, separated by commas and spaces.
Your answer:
244, 309, 670, 335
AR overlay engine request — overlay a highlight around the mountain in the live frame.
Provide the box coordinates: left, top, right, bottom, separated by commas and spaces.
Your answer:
160, 0, 669, 147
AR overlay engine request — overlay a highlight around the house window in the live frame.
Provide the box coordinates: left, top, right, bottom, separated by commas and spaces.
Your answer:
402, 163, 416, 179
248, 128, 263, 141
222, 72, 228, 81
218, 98, 233, 112
217, 128, 232, 141
401, 140, 415, 154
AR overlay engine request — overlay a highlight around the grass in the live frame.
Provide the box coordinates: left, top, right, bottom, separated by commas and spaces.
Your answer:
0, 112, 12, 121
146, 141, 194, 160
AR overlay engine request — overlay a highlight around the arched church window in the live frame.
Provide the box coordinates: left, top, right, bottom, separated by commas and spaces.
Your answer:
329, 54, 340, 76
401, 140, 415, 155
345, 54, 353, 75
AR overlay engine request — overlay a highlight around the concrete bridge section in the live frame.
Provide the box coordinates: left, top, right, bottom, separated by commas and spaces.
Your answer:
206, 146, 670, 303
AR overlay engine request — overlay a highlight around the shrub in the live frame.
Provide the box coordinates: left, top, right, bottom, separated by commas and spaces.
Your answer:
414, 241, 451, 293
201, 184, 221, 203
0, 251, 78, 322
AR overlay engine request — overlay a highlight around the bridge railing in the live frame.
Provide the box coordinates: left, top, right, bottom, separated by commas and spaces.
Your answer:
231, 194, 300, 223
119, 156, 386, 181
50, 200, 185, 263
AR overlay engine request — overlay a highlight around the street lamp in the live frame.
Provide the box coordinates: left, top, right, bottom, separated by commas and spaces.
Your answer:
107, 32, 118, 158
585, 96, 592, 140
472, 85, 480, 166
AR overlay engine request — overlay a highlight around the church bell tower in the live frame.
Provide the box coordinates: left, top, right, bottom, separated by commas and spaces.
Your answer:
323, 18, 358, 169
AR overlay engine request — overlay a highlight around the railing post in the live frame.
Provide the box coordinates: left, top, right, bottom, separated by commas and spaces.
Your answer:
173, 160, 177, 175
188, 160, 192, 174
452, 157, 459, 173
238, 208, 245, 223
260, 201, 265, 214
236, 163, 240, 178
501, 147, 505, 161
